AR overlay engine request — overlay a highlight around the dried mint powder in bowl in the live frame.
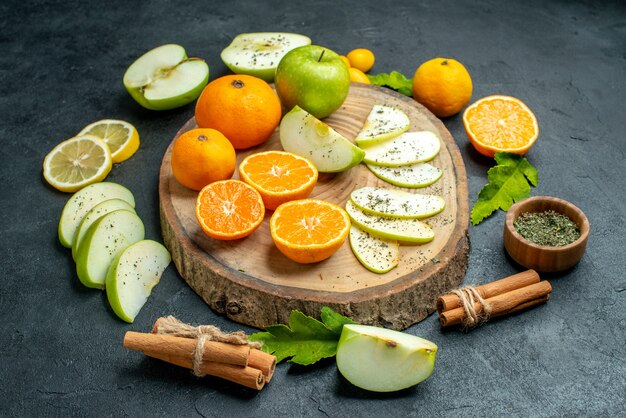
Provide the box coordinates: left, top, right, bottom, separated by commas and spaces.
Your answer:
514, 210, 580, 247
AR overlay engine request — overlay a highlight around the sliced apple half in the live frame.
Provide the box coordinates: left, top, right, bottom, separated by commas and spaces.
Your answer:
367, 162, 443, 188
106, 240, 171, 323
355, 105, 410, 146
58, 182, 135, 248
221, 32, 311, 82
345, 201, 434, 244
336, 324, 438, 392
362, 131, 441, 167
280, 105, 365, 172
123, 44, 209, 111
76, 209, 145, 289
349, 226, 399, 273
72, 198, 136, 261
350, 187, 445, 219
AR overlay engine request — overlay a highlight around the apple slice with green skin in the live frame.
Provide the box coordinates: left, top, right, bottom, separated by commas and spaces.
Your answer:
362, 131, 441, 167
350, 187, 445, 219
355, 105, 410, 147
58, 182, 135, 248
106, 240, 171, 323
71, 198, 136, 261
76, 209, 145, 289
123, 44, 209, 111
280, 105, 365, 172
367, 162, 443, 188
349, 226, 399, 274
345, 201, 434, 244
221, 32, 311, 82
336, 324, 438, 392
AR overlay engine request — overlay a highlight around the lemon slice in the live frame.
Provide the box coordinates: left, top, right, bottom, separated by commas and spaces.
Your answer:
78, 119, 140, 163
43, 135, 113, 193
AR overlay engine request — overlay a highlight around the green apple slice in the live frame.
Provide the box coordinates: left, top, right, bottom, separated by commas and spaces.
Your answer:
349, 226, 399, 273
72, 198, 136, 261
280, 105, 365, 172
350, 187, 445, 219
221, 32, 311, 82
123, 44, 209, 111
366, 162, 443, 188
106, 240, 171, 323
58, 182, 135, 248
362, 131, 441, 167
345, 201, 434, 244
355, 105, 410, 146
76, 210, 145, 289
336, 324, 438, 392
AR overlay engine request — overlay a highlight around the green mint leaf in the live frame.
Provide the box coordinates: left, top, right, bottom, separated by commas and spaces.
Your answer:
368, 71, 413, 96
320, 306, 358, 335
471, 152, 539, 225
249, 310, 339, 365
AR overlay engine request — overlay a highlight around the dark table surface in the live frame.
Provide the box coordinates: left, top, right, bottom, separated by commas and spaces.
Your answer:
2, 0, 625, 416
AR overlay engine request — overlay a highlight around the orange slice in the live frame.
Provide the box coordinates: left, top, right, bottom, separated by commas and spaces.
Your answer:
239, 150, 318, 211
270, 199, 351, 264
463, 95, 539, 158
195, 180, 265, 240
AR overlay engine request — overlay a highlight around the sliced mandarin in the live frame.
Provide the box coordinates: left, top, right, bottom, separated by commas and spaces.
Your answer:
195, 180, 265, 240
238, 150, 318, 210
463, 95, 539, 158
270, 199, 351, 264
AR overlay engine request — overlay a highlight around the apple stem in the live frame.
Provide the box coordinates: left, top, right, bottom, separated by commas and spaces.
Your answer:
318, 50, 325, 62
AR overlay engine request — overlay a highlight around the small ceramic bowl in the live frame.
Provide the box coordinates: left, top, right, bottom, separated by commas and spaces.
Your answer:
503, 196, 590, 272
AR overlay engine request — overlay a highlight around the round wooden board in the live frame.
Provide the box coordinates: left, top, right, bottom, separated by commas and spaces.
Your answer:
159, 84, 469, 330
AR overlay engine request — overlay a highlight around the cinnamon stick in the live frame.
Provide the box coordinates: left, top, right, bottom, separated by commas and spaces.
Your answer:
144, 350, 265, 391
123, 332, 250, 366
439, 280, 552, 328
437, 269, 540, 313
248, 349, 276, 382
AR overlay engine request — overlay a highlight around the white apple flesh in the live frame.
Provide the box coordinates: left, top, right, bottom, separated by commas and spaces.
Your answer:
58, 182, 135, 248
350, 187, 445, 219
336, 324, 438, 392
362, 131, 441, 167
366, 162, 443, 188
106, 240, 171, 323
123, 44, 209, 111
355, 105, 410, 146
280, 105, 365, 172
349, 225, 399, 274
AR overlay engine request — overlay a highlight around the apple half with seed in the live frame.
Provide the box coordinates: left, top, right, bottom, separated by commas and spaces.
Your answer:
123, 44, 209, 110
336, 324, 438, 392
106, 240, 171, 323
280, 105, 365, 172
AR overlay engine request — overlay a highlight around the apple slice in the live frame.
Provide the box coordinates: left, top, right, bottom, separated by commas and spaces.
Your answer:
71, 198, 136, 261
350, 187, 445, 219
106, 240, 171, 323
76, 210, 145, 289
336, 324, 438, 392
345, 201, 434, 244
123, 44, 209, 110
58, 182, 135, 248
355, 105, 410, 146
221, 32, 311, 82
366, 162, 443, 188
349, 226, 399, 273
362, 131, 441, 167
280, 105, 365, 172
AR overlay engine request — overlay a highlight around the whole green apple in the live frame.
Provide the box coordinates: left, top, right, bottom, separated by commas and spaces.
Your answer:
275, 45, 350, 119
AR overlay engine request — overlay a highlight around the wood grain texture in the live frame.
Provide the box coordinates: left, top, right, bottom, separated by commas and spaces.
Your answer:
159, 84, 469, 330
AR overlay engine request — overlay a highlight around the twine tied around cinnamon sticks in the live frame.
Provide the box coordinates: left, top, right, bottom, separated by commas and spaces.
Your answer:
152, 316, 262, 377
123, 317, 276, 390
437, 270, 552, 330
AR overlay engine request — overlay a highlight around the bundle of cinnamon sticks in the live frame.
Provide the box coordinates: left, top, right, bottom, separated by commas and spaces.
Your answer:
123, 317, 276, 390
437, 269, 552, 329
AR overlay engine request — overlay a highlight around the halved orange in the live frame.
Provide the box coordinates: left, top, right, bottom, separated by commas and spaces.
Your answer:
463, 95, 539, 158
239, 150, 318, 210
270, 199, 351, 264
195, 180, 265, 240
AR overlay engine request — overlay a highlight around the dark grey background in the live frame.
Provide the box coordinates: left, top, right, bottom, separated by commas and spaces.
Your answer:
1, 0, 625, 416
